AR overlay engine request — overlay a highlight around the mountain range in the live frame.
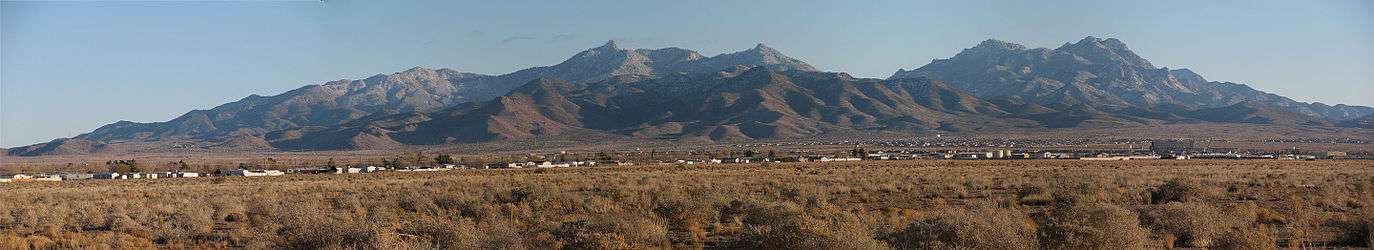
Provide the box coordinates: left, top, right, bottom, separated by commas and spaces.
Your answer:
8, 37, 1372, 156
890, 37, 1372, 120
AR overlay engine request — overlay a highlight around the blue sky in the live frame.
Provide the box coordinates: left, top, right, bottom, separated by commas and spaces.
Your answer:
2, 0, 1372, 147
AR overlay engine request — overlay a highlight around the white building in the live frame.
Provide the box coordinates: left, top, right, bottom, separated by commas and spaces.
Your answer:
1041, 152, 1075, 159
222, 169, 284, 177
820, 157, 862, 162
339, 166, 382, 174
161, 172, 201, 178
0, 174, 37, 182
534, 161, 570, 168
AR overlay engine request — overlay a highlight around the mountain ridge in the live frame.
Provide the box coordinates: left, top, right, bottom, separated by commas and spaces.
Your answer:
262, 67, 1029, 150
890, 36, 1373, 121
8, 37, 1371, 156
21, 41, 817, 150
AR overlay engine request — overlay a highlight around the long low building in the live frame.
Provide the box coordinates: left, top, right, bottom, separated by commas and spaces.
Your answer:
61, 173, 94, 180
221, 169, 285, 177
1, 174, 62, 182
1080, 155, 1163, 161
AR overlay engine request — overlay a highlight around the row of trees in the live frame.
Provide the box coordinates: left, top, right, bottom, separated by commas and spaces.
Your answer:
105, 159, 192, 173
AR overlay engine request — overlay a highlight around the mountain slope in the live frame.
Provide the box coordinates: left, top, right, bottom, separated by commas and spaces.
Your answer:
76, 68, 489, 143
10, 41, 821, 155
471, 41, 816, 91
890, 36, 1374, 121
75, 41, 820, 144
1337, 115, 1374, 129
1181, 101, 1331, 126
268, 67, 1024, 150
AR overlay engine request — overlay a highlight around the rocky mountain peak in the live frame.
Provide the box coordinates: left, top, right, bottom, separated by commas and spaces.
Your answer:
742, 43, 785, 59
973, 39, 1026, 51
707, 43, 817, 72
574, 40, 625, 58
1101, 38, 1128, 49
1078, 36, 1104, 44
1057, 36, 1153, 68
751, 43, 774, 52
596, 40, 620, 51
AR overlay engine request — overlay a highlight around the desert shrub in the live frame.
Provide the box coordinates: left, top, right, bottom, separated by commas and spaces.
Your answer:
1275, 196, 1324, 247
1211, 226, 1277, 250
1330, 209, 1374, 247
149, 202, 215, 244
1039, 203, 1149, 249
506, 185, 560, 204
277, 218, 379, 249
102, 232, 158, 249
1139, 202, 1249, 248
255, 198, 381, 249
653, 198, 719, 229
0, 160, 1370, 248
889, 206, 1037, 249
105, 213, 146, 238
1018, 186, 1055, 206
730, 201, 888, 249
0, 234, 30, 249
478, 218, 526, 250
395, 191, 440, 214
1151, 178, 1219, 204
67, 204, 107, 231
552, 214, 669, 249
397, 216, 480, 248
1049, 185, 1112, 207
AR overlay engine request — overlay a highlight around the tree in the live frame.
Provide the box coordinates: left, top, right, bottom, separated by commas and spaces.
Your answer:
107, 159, 140, 173
434, 154, 455, 165
382, 157, 403, 169
177, 161, 190, 171
107, 161, 123, 173
413, 152, 427, 166
850, 148, 868, 158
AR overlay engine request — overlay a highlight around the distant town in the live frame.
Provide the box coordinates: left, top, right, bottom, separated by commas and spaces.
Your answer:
1, 139, 1363, 183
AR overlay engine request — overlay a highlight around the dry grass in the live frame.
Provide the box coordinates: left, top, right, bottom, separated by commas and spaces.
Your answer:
0, 160, 1371, 249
